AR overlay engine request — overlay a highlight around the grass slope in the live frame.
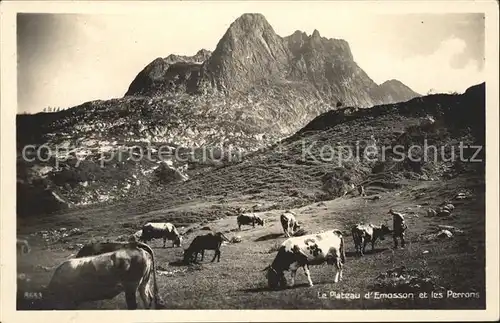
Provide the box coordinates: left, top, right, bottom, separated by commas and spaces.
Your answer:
18, 175, 484, 309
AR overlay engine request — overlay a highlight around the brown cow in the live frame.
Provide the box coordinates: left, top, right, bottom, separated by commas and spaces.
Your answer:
183, 232, 231, 264
45, 241, 163, 310
237, 213, 264, 230
351, 223, 392, 256
280, 211, 300, 237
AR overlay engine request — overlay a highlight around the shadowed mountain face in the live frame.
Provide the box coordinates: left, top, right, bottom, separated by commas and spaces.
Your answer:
17, 13, 429, 214
126, 13, 420, 107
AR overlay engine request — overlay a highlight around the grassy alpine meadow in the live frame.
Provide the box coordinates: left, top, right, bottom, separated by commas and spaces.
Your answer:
17, 175, 485, 310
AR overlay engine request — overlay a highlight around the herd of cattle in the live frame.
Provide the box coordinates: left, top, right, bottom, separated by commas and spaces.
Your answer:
16, 209, 408, 310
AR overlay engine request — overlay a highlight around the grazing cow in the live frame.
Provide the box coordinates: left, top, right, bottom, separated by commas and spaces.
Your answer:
263, 230, 346, 289
45, 241, 163, 310
351, 223, 392, 256
237, 213, 264, 230
140, 222, 182, 248
280, 211, 300, 237
17, 238, 31, 255
75, 241, 132, 258
183, 232, 231, 264
389, 209, 408, 248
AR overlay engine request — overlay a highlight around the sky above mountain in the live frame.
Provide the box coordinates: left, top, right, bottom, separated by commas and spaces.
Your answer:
17, 5, 485, 113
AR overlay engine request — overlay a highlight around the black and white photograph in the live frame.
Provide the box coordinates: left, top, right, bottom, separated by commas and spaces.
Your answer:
1, 0, 499, 321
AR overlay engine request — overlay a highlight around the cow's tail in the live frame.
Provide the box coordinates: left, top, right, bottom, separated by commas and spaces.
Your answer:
333, 230, 346, 266
136, 242, 163, 309
339, 235, 346, 265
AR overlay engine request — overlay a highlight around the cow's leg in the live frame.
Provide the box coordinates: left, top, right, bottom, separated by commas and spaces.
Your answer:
163, 237, 167, 248
303, 265, 313, 287
200, 250, 205, 261
371, 239, 376, 252
400, 232, 406, 248
124, 286, 138, 310
238, 224, 241, 231
361, 238, 367, 256
289, 263, 299, 287
337, 257, 344, 282
212, 249, 220, 262
332, 262, 340, 283
393, 233, 399, 249
290, 269, 297, 287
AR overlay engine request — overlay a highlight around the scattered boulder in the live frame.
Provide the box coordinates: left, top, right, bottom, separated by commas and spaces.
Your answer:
437, 209, 452, 217
152, 162, 189, 184
437, 225, 464, 234
437, 230, 453, 239
454, 190, 473, 200
230, 236, 242, 243
441, 203, 455, 212
373, 266, 445, 293
30, 227, 84, 244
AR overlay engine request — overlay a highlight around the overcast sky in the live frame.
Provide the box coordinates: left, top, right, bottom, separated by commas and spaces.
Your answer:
17, 8, 485, 113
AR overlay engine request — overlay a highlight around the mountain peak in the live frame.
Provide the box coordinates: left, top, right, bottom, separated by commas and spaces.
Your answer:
228, 13, 274, 34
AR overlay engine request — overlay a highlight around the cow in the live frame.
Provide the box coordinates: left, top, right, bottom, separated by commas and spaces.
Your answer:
351, 223, 392, 256
183, 232, 231, 264
263, 230, 346, 289
280, 211, 300, 237
45, 241, 163, 310
389, 209, 408, 248
76, 241, 132, 258
237, 213, 264, 230
17, 238, 31, 255
140, 222, 182, 248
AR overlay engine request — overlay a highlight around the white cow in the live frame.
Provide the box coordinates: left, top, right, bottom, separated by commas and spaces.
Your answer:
140, 222, 182, 248
280, 211, 300, 237
263, 230, 346, 289
46, 242, 163, 309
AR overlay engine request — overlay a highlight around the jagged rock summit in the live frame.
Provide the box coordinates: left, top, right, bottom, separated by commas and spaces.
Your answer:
125, 13, 420, 107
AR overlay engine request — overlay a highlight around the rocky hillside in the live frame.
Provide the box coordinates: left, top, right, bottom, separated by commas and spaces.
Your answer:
17, 13, 424, 216
17, 81, 483, 221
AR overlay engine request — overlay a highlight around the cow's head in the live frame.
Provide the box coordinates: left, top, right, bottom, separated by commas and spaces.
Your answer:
378, 224, 392, 240
215, 232, 231, 243
174, 235, 183, 247
263, 265, 286, 289
255, 217, 264, 226
183, 249, 194, 264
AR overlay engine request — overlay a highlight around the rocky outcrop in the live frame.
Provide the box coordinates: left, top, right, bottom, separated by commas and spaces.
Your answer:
125, 13, 419, 108
125, 49, 212, 96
